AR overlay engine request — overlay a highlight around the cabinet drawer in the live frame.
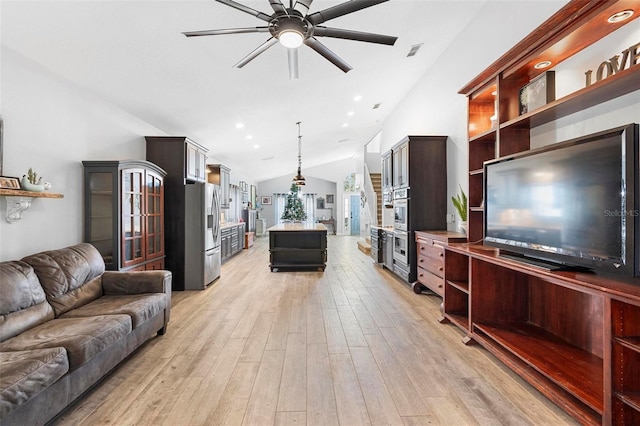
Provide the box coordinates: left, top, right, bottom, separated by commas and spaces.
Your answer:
417, 240, 445, 261
145, 258, 165, 270
417, 268, 445, 297
418, 254, 444, 277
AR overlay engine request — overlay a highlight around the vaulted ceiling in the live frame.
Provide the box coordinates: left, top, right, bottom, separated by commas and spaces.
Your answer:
1, 1, 559, 182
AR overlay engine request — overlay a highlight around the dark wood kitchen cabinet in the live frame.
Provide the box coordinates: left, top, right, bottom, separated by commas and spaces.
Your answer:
82, 160, 166, 271
207, 164, 231, 209
145, 136, 208, 184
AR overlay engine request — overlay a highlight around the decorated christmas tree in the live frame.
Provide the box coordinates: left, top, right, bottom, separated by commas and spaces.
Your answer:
281, 183, 307, 222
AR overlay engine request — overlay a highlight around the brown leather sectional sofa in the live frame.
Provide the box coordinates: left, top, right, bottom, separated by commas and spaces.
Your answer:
0, 243, 171, 425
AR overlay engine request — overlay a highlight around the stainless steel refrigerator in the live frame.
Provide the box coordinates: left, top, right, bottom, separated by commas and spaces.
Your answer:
184, 182, 221, 289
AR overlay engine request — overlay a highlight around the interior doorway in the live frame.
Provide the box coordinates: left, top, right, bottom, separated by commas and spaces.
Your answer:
349, 195, 360, 236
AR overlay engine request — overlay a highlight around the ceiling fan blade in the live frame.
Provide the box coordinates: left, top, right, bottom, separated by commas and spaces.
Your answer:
215, 0, 272, 22
183, 27, 270, 37
304, 37, 352, 73
269, 0, 287, 15
313, 26, 397, 45
307, 0, 388, 25
293, 0, 313, 16
234, 37, 279, 68
288, 48, 300, 79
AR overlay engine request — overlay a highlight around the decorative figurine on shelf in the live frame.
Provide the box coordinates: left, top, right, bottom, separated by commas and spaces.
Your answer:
20, 167, 46, 192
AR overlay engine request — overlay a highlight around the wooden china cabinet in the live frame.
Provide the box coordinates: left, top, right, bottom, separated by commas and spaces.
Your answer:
450, 1, 640, 425
83, 160, 166, 271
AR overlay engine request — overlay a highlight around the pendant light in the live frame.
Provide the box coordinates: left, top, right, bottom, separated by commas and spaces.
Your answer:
292, 121, 306, 186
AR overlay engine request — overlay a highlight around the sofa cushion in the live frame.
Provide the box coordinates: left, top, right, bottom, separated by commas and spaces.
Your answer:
0, 261, 55, 343
22, 243, 105, 317
0, 315, 131, 370
60, 294, 166, 329
0, 348, 69, 418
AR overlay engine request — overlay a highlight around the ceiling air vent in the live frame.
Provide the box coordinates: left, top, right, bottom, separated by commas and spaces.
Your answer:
373, 103, 382, 109
407, 43, 423, 57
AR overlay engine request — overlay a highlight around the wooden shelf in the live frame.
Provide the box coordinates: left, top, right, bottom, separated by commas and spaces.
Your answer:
447, 279, 469, 293
500, 67, 640, 131
445, 312, 469, 332
616, 392, 640, 412
614, 336, 640, 353
0, 188, 63, 198
0, 188, 64, 222
469, 128, 497, 143
474, 321, 604, 414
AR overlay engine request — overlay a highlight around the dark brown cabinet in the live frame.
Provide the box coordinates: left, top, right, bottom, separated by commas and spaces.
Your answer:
414, 231, 466, 296
207, 164, 230, 209
146, 136, 211, 290
388, 135, 448, 285
145, 136, 208, 184
443, 244, 640, 425
82, 160, 166, 271
268, 224, 327, 271
454, 1, 640, 423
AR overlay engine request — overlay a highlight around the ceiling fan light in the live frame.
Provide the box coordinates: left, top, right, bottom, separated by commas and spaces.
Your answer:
279, 30, 303, 48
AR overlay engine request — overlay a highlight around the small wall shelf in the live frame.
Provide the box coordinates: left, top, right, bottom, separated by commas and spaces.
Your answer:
0, 189, 63, 223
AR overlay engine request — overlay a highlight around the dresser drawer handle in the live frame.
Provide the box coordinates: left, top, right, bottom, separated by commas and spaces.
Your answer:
439, 267, 443, 272
439, 252, 443, 257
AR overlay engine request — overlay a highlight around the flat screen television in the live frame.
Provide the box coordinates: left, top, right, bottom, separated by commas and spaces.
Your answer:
484, 123, 639, 276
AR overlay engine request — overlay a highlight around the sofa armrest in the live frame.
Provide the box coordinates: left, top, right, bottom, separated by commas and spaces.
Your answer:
102, 270, 172, 296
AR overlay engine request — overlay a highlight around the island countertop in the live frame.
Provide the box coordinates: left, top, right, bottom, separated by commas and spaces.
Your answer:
267, 223, 327, 232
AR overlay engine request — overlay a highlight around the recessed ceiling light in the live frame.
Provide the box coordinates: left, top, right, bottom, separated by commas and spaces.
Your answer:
246, 135, 253, 140
534, 60, 552, 69
608, 10, 633, 23
353, 95, 362, 102
253, 144, 260, 149
342, 123, 349, 127
235, 122, 244, 129
262, 156, 274, 160
347, 111, 354, 116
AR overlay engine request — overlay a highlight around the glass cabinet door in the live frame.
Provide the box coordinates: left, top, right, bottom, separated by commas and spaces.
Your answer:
88, 172, 114, 267
121, 168, 145, 267
146, 170, 164, 259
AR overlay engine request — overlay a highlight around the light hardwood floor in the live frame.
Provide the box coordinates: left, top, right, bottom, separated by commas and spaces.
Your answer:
54, 235, 578, 425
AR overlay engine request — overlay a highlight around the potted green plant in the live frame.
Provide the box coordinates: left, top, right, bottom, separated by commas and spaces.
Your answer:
451, 185, 467, 234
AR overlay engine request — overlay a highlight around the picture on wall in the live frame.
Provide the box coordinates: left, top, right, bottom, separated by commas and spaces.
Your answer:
261, 196, 272, 205
326, 194, 334, 204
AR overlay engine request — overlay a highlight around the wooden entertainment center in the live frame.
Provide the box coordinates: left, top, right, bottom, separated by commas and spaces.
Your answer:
451, 1, 640, 424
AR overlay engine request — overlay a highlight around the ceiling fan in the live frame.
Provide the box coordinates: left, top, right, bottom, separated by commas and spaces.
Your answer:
183, 0, 398, 79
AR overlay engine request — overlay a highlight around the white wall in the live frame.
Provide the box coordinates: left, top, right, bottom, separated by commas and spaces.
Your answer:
380, 1, 568, 232
256, 175, 337, 229
0, 47, 168, 260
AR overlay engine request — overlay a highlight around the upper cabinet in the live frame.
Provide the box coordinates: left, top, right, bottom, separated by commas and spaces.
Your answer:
459, 0, 640, 243
392, 141, 409, 190
145, 136, 209, 184
82, 160, 166, 271
186, 142, 207, 182
207, 164, 231, 209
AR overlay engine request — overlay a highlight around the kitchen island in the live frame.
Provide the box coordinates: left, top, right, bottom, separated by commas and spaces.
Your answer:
268, 223, 328, 271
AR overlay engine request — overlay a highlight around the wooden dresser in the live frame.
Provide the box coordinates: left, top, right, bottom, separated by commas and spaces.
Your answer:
414, 231, 466, 296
